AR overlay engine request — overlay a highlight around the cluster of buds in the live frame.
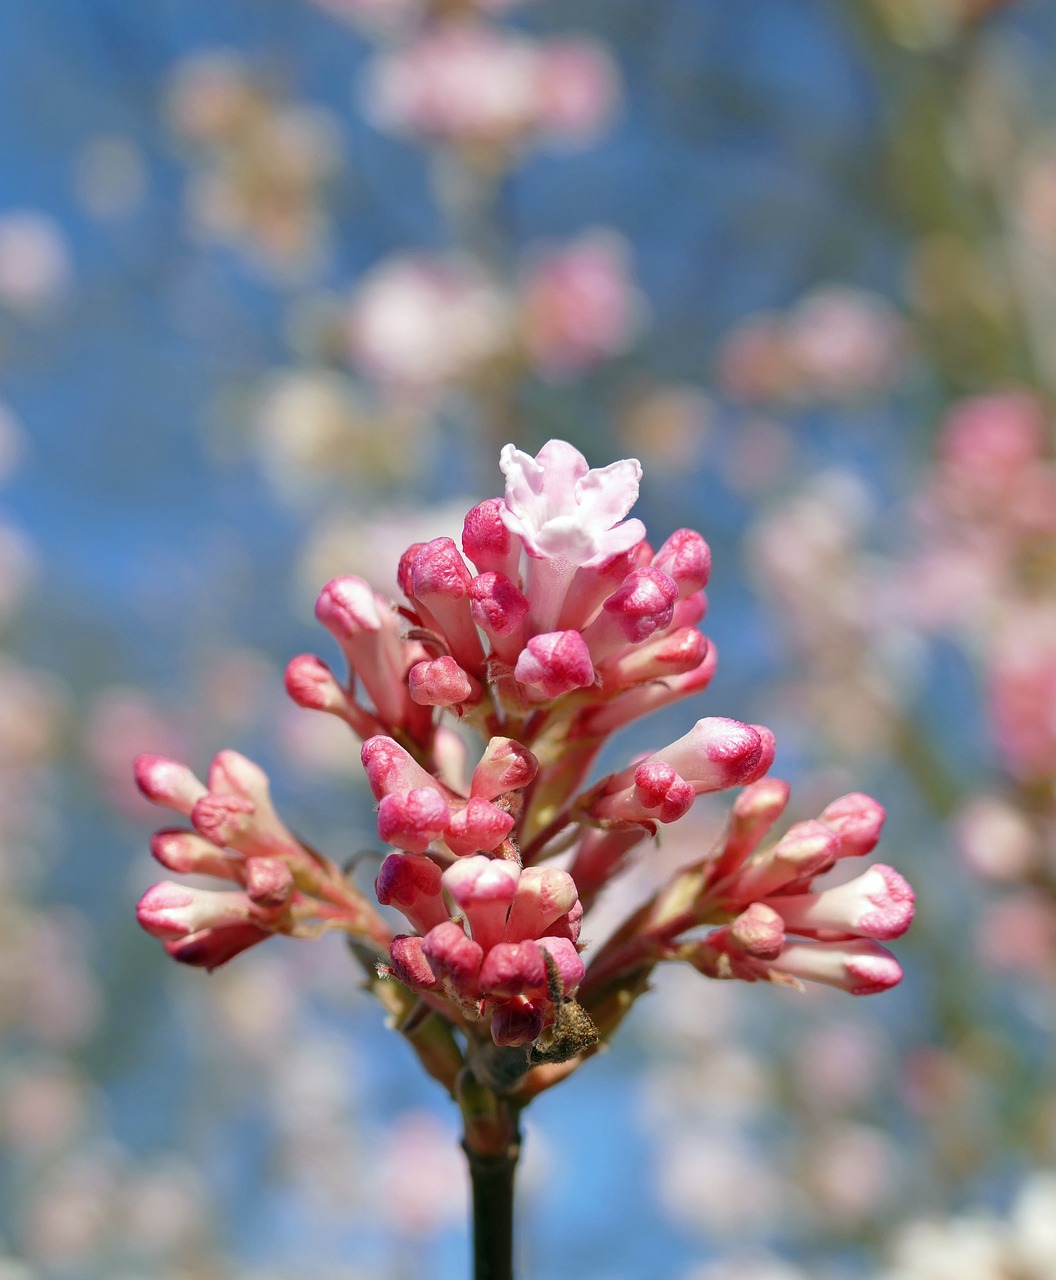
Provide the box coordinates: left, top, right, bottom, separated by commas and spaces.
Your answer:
134, 749, 388, 969
136, 440, 913, 1091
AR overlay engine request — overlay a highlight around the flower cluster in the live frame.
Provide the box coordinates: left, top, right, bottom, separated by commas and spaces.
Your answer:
136, 441, 913, 1085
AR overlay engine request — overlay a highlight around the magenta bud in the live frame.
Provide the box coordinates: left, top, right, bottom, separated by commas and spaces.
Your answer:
442, 855, 519, 951
652, 528, 711, 596
463, 498, 523, 578
479, 941, 548, 998
767, 864, 915, 942
421, 920, 484, 997
444, 797, 515, 857
243, 857, 294, 909
150, 829, 241, 880
134, 754, 207, 815
773, 939, 904, 996
285, 653, 348, 712
741, 724, 776, 784
191, 793, 256, 847
375, 852, 449, 934
469, 572, 530, 642
408, 656, 480, 707
633, 761, 696, 823
650, 717, 764, 792
136, 881, 254, 940
547, 898, 583, 944
490, 999, 546, 1047
514, 631, 595, 700
725, 903, 786, 959
504, 867, 580, 943
671, 591, 707, 629
600, 567, 679, 642
316, 574, 384, 638
819, 793, 886, 858
538, 936, 586, 993
597, 625, 708, 687
163, 923, 270, 970
411, 537, 473, 601
389, 934, 441, 991
377, 787, 451, 853
361, 735, 442, 799
471, 737, 539, 801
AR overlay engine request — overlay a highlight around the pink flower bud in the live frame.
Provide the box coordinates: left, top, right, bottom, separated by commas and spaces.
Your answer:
596, 625, 708, 687
708, 777, 791, 882
514, 630, 594, 700
377, 787, 451, 853
443, 797, 515, 857
490, 999, 545, 1047
556, 541, 652, 632
538, 936, 586, 992
361, 735, 444, 799
190, 793, 254, 845
766, 865, 914, 942
772, 939, 904, 995
315, 576, 408, 726
469, 572, 530, 661
408, 538, 485, 671
471, 737, 539, 801
375, 852, 449, 935
462, 498, 523, 579
578, 646, 717, 735
408, 656, 481, 708
389, 934, 440, 991
589, 760, 696, 824
136, 881, 255, 940
479, 941, 548, 998
285, 654, 381, 738
421, 920, 484, 998
134, 754, 207, 815
243, 857, 295, 909
150, 829, 241, 880
442, 855, 519, 951
581, 566, 678, 663
652, 529, 711, 596
504, 867, 579, 942
164, 924, 270, 970
729, 819, 843, 901
207, 750, 270, 803
713, 903, 786, 959
671, 591, 707, 629
397, 543, 426, 600
610, 717, 762, 795
819, 793, 886, 858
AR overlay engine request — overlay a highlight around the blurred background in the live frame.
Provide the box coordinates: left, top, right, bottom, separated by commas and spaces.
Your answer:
4, 1, 1056, 1277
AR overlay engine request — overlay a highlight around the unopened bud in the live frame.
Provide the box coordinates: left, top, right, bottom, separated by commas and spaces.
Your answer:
652, 528, 711, 596
462, 499, 523, 579
134, 755, 207, 815
471, 737, 539, 801
377, 787, 450, 853
375, 852, 449, 934
408, 656, 481, 707
514, 631, 594, 700
444, 797, 515, 857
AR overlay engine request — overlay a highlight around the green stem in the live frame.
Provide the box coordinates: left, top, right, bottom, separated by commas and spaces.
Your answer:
463, 1123, 521, 1280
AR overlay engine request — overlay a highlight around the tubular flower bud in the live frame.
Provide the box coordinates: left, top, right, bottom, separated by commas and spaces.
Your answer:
134, 755, 207, 815
421, 921, 485, 999
388, 934, 440, 991
462, 498, 523, 580
150, 829, 242, 880
409, 538, 485, 672
556, 541, 652, 633
408, 656, 482, 708
670, 590, 707, 630
819, 793, 886, 857
538, 936, 586, 993
708, 778, 792, 882
136, 882, 258, 940
742, 725, 776, 784
377, 787, 451, 853
577, 646, 718, 735
315, 576, 409, 727
243, 857, 295, 910
471, 737, 539, 801
375, 852, 449, 935
769, 940, 904, 996
652, 528, 711, 597
284, 653, 381, 738
596, 625, 708, 688
504, 867, 579, 942
444, 796, 515, 857
514, 630, 595, 700
724, 819, 843, 902
763, 865, 915, 942
479, 941, 548, 998
442, 856, 519, 952
587, 760, 695, 825
469, 572, 530, 661
190, 793, 300, 861
361, 735, 446, 800
710, 903, 786, 960
580, 566, 678, 663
